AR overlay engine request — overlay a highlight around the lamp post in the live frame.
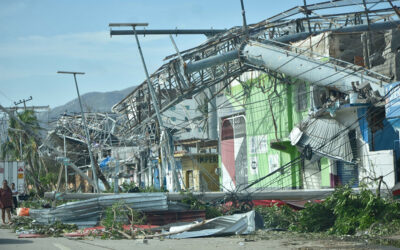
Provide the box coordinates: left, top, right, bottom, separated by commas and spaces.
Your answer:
109, 22, 181, 191
57, 71, 99, 193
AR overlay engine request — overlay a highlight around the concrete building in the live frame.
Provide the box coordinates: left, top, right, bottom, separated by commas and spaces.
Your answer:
217, 29, 400, 192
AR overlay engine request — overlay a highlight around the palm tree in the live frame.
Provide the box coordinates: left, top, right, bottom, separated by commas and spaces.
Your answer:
1, 110, 47, 194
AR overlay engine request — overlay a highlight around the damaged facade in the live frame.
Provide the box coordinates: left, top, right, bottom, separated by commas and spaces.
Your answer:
218, 28, 400, 191
44, 0, 400, 194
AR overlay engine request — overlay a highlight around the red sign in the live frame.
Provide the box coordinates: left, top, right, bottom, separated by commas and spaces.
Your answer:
18, 168, 24, 172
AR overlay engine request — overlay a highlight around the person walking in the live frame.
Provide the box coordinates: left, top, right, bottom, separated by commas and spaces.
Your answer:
0, 180, 13, 224
11, 183, 18, 213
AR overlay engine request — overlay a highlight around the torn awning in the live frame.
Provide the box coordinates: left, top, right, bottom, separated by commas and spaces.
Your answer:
289, 118, 354, 163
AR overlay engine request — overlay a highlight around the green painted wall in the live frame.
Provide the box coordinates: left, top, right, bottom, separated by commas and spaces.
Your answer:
320, 158, 331, 188
219, 74, 331, 190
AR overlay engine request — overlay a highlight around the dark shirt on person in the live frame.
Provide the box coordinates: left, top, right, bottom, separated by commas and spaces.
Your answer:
0, 187, 13, 209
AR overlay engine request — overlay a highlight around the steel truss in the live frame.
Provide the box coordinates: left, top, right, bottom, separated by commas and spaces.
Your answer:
112, 1, 399, 142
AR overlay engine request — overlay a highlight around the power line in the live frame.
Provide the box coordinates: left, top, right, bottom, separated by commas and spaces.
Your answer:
247, 86, 400, 194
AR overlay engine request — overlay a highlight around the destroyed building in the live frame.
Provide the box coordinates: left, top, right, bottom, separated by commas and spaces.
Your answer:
46, 0, 400, 194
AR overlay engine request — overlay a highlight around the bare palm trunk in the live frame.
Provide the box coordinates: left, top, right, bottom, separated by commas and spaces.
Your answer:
27, 157, 45, 195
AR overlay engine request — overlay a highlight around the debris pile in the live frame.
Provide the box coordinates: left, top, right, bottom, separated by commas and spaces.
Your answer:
28, 193, 167, 228
14, 192, 261, 239
12, 217, 77, 238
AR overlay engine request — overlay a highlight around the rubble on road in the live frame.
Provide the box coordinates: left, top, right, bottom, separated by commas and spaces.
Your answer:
28, 193, 167, 227
60, 210, 257, 239
14, 192, 260, 239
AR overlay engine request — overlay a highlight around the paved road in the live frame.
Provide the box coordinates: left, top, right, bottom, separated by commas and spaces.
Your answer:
0, 228, 270, 250
1, 228, 399, 250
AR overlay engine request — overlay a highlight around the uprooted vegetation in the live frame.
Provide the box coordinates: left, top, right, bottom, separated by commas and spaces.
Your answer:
256, 185, 400, 236
100, 201, 149, 239
12, 216, 77, 237
180, 192, 222, 219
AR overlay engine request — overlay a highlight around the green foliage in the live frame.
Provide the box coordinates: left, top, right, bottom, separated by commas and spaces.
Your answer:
12, 217, 77, 237
181, 192, 204, 209
39, 173, 57, 187
293, 202, 335, 233
1, 110, 61, 194
181, 192, 222, 219
100, 201, 147, 239
104, 182, 168, 194
140, 185, 168, 193
101, 201, 127, 235
254, 186, 400, 236
20, 199, 47, 209
324, 186, 400, 235
204, 206, 223, 219
255, 204, 298, 230
120, 181, 137, 192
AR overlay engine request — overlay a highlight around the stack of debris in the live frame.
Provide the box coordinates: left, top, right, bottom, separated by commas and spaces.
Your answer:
29, 193, 167, 228
17, 193, 259, 239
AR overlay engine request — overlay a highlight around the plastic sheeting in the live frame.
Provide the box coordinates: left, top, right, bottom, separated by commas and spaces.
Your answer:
29, 193, 168, 227
168, 210, 255, 239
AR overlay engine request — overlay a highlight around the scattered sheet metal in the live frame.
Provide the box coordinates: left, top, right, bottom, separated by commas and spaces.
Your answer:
168, 210, 255, 239
29, 193, 167, 227
290, 118, 353, 163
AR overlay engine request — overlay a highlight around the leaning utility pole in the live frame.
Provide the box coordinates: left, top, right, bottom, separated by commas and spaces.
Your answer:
109, 23, 181, 191
14, 96, 33, 110
57, 71, 99, 193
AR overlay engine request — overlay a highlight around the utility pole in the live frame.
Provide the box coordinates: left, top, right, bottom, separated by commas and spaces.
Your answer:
57, 71, 99, 193
64, 135, 68, 191
114, 154, 119, 194
109, 23, 181, 191
14, 96, 32, 110
240, 0, 249, 36
7, 127, 25, 160
303, 0, 312, 33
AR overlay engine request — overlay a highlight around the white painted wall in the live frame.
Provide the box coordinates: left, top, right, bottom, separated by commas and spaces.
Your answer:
303, 159, 322, 189
0, 161, 25, 193
359, 149, 396, 189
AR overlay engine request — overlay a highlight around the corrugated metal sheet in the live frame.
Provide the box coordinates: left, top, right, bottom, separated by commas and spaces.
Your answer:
296, 118, 353, 163
169, 210, 255, 239
29, 193, 167, 226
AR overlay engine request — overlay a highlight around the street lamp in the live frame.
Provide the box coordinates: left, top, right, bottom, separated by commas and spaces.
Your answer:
109, 22, 183, 191
57, 71, 99, 193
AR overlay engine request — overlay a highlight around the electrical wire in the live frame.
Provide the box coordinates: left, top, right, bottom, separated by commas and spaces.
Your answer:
245, 86, 400, 196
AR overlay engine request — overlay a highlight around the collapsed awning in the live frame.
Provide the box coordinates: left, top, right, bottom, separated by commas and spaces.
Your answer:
289, 118, 354, 163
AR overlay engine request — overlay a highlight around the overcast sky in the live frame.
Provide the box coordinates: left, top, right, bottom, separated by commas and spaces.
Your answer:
0, 0, 369, 109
